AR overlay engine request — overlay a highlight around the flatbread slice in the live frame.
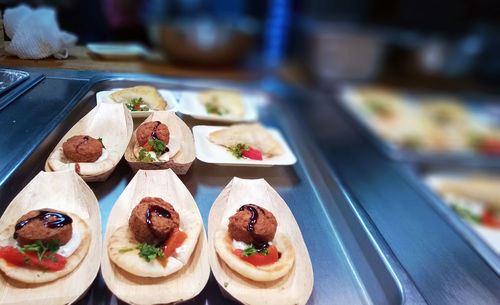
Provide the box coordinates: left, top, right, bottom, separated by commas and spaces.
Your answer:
0, 213, 91, 284
111, 86, 167, 111
108, 210, 202, 278
214, 228, 294, 281
198, 90, 245, 117
209, 123, 284, 158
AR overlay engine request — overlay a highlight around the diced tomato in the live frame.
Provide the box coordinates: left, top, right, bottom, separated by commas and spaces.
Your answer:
241, 146, 263, 160
482, 210, 500, 229
0, 246, 66, 271
232, 245, 279, 266
478, 138, 500, 156
143, 141, 153, 151
134, 105, 141, 110
157, 229, 188, 267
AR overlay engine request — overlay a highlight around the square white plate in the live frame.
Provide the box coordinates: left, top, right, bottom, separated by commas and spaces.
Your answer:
179, 91, 261, 122
193, 125, 297, 166
96, 89, 179, 118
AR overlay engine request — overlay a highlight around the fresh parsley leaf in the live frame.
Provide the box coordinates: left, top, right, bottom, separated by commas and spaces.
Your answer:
135, 243, 165, 262
24, 256, 30, 263
98, 137, 106, 149
241, 244, 257, 257
138, 148, 155, 162
228, 143, 249, 159
18, 239, 60, 263
260, 247, 269, 256
148, 138, 166, 156
126, 98, 149, 112
204, 98, 228, 116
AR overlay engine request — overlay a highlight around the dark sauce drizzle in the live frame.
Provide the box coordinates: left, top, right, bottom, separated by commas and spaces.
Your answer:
145, 205, 172, 235
14, 210, 73, 239
75, 136, 89, 153
150, 121, 169, 153
238, 204, 269, 252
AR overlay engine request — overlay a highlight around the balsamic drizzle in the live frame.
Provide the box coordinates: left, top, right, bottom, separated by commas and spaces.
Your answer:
14, 210, 73, 239
145, 204, 172, 234
238, 204, 269, 252
151, 121, 161, 140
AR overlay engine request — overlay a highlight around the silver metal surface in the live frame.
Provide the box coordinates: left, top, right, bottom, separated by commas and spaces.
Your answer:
0, 73, 404, 305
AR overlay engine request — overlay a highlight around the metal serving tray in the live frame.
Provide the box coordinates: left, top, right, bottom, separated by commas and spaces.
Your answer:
0, 71, 403, 304
335, 86, 500, 168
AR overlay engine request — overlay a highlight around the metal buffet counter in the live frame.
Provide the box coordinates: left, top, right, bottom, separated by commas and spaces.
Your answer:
0, 67, 498, 305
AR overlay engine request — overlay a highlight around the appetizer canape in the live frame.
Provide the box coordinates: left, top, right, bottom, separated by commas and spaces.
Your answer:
198, 89, 244, 117
426, 174, 500, 253
101, 169, 209, 305
107, 197, 202, 278
110, 85, 167, 111
214, 204, 294, 281
124, 112, 195, 175
0, 170, 101, 305
0, 208, 91, 283
208, 178, 313, 305
209, 123, 284, 161
45, 103, 133, 182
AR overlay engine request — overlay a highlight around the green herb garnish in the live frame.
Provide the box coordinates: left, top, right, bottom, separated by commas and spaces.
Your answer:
18, 239, 60, 263
228, 143, 249, 159
98, 137, 106, 149
119, 247, 134, 253
138, 148, 156, 162
148, 138, 166, 156
365, 99, 392, 117
135, 243, 165, 262
205, 103, 226, 116
126, 98, 150, 112
241, 244, 269, 257
450, 202, 481, 224
241, 244, 257, 257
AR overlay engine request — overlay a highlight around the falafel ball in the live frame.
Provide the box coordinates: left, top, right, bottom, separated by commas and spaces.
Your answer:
14, 208, 73, 247
136, 121, 170, 147
128, 197, 180, 245
228, 204, 277, 244
63, 135, 103, 162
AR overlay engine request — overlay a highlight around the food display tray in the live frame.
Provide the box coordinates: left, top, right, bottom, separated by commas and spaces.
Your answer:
335, 86, 500, 168
0, 70, 405, 305
410, 164, 500, 275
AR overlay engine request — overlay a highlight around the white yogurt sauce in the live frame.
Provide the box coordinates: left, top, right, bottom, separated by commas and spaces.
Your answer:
95, 148, 108, 163
57, 229, 81, 257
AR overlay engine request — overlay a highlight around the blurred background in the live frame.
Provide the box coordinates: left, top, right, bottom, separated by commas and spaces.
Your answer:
1, 0, 500, 91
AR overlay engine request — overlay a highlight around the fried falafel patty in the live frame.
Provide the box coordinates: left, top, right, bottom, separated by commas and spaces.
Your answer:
136, 121, 170, 147
14, 208, 73, 247
62, 135, 103, 162
228, 204, 277, 244
128, 197, 180, 245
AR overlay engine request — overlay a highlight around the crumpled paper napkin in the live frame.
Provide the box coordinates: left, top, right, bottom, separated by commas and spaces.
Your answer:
3, 4, 77, 59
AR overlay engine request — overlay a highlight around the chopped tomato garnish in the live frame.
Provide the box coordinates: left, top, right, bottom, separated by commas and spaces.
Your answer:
157, 229, 188, 267
482, 210, 500, 229
241, 146, 263, 160
478, 138, 500, 156
0, 246, 67, 271
143, 141, 153, 151
134, 104, 141, 110
233, 245, 279, 266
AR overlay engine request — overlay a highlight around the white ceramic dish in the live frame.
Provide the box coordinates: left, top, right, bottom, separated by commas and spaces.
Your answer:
193, 125, 297, 166
96, 88, 179, 118
86, 43, 149, 59
178, 91, 262, 122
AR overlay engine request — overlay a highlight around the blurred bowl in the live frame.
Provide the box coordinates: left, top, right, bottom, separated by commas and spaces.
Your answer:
156, 18, 257, 66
